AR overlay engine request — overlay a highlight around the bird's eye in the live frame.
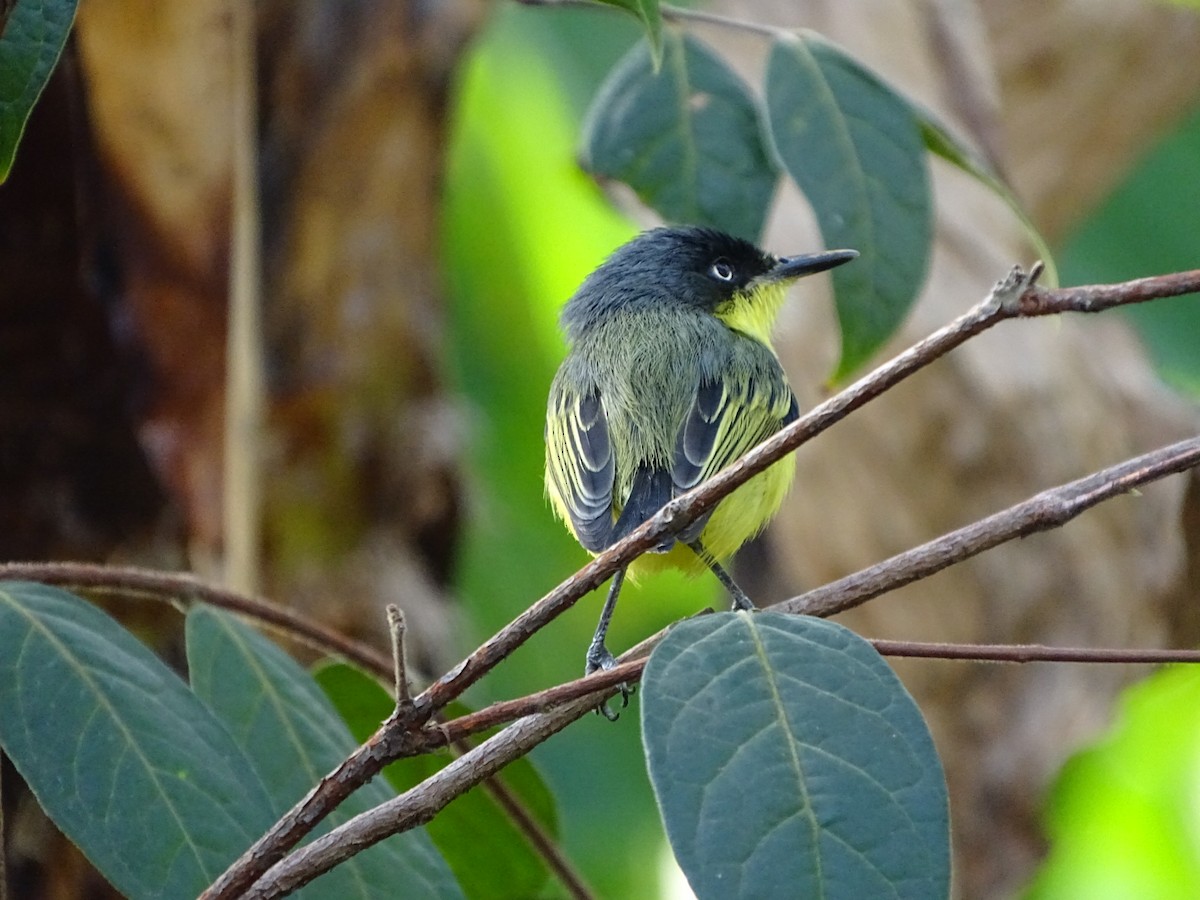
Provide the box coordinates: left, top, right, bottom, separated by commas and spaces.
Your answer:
709, 259, 735, 282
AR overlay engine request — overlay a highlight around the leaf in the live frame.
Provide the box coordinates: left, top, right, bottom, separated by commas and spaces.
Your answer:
1059, 102, 1200, 396
914, 106, 1059, 287
765, 32, 932, 379
0, 0, 77, 181
642, 611, 950, 900
582, 31, 779, 242
0, 582, 278, 899
314, 661, 561, 900
185, 607, 463, 900
593, 0, 662, 68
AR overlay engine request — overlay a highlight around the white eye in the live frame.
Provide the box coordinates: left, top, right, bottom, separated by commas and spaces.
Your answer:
709, 259, 735, 282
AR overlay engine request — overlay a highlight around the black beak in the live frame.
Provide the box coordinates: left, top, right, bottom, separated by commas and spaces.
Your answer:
766, 248, 859, 282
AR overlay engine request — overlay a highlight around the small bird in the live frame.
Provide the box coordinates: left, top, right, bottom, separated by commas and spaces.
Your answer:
544, 226, 857, 690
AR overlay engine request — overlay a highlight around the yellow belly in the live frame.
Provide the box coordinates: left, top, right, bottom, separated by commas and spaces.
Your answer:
629, 456, 796, 580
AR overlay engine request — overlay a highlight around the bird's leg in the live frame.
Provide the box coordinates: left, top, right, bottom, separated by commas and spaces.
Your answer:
586, 567, 634, 720
688, 540, 756, 611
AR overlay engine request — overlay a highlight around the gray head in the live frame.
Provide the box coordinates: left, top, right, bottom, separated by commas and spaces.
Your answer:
560, 226, 857, 339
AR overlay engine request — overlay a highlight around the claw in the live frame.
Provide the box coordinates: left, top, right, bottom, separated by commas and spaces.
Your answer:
585, 643, 635, 720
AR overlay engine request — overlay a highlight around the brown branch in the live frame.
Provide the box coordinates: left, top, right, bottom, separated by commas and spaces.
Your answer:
872, 640, 1200, 664
0, 562, 393, 676
245, 698, 601, 899
784, 435, 1200, 619
467, 751, 597, 900
425, 661, 648, 746
229, 266, 1200, 897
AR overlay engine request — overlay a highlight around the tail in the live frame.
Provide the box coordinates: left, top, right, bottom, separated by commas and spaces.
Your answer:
612, 465, 678, 552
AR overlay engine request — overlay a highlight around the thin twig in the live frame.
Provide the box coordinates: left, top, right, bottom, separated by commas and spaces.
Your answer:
872, 640, 1200, 664
387, 605, 410, 706
0, 562, 394, 676
223, 266, 1200, 897
224, 0, 265, 593
423, 661, 648, 747
465, 747, 597, 900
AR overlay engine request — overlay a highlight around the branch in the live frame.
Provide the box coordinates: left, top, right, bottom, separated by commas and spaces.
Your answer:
246, 698, 602, 899
0, 561, 393, 676
784, 435, 1200, 619
227, 266, 1200, 896
872, 640, 1200, 665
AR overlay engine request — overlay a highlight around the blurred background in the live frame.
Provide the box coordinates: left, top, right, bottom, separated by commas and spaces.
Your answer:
1, 0, 1199, 897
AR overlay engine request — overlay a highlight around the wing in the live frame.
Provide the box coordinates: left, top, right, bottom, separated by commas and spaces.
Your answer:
545, 385, 617, 553
672, 369, 798, 540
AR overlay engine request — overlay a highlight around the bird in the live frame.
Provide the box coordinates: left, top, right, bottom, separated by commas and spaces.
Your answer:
544, 226, 857, 700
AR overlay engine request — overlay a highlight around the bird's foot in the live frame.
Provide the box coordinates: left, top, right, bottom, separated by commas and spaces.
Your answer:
585, 643, 635, 721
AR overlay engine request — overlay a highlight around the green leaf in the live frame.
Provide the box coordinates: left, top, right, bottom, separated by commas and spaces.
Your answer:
765, 32, 932, 379
581, 32, 779, 242
0, 0, 77, 182
0, 582, 278, 899
1059, 102, 1200, 396
914, 107, 1059, 287
185, 607, 463, 900
593, 0, 662, 68
642, 612, 950, 900
314, 661, 562, 900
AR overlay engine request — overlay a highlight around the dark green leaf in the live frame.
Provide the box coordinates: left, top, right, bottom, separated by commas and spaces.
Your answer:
0, 582, 277, 899
314, 661, 561, 900
593, 0, 662, 68
0, 0, 77, 181
914, 105, 1058, 287
1060, 102, 1200, 395
582, 32, 779, 242
765, 33, 931, 378
186, 607, 463, 900
642, 611, 950, 900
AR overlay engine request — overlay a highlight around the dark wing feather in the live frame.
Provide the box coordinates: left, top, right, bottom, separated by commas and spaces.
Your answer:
546, 387, 617, 552
672, 372, 797, 543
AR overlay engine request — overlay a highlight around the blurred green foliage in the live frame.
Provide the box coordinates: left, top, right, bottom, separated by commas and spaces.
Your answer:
439, 5, 728, 895
1026, 665, 1200, 899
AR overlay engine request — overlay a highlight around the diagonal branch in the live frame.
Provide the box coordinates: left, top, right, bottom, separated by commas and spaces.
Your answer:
785, 434, 1200, 619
